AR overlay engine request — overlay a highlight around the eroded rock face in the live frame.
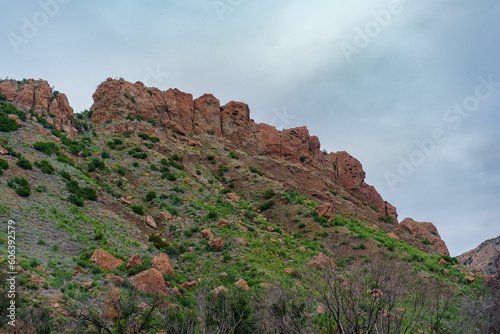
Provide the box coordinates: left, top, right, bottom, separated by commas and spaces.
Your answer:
88, 78, 398, 223
400, 218, 450, 256
329, 151, 397, 222
0, 79, 77, 136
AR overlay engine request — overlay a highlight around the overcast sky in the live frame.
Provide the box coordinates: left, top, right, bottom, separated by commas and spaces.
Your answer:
2, 0, 499, 256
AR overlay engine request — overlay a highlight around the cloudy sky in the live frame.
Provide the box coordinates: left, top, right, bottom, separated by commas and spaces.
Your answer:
2, 0, 499, 256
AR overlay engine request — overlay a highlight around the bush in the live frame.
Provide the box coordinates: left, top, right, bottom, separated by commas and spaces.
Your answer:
145, 190, 157, 202
68, 194, 84, 206
59, 170, 72, 181
262, 188, 276, 200
0, 114, 19, 132
33, 141, 59, 155
16, 156, 32, 170
228, 151, 239, 159
56, 153, 74, 166
34, 159, 55, 174
0, 158, 9, 170
248, 166, 264, 176
8, 176, 31, 197
300, 155, 307, 162
131, 205, 145, 215
80, 187, 97, 201
100, 151, 110, 159
138, 133, 160, 143
128, 147, 148, 159
259, 200, 275, 211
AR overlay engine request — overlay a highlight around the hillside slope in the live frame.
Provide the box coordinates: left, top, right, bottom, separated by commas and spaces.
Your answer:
0, 78, 496, 333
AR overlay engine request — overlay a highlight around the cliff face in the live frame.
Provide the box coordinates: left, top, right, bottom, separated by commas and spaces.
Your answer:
89, 78, 398, 222
0, 79, 77, 136
458, 236, 500, 275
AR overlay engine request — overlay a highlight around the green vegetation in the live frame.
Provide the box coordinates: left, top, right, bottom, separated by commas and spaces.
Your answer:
0, 101, 25, 132
128, 147, 148, 159
248, 166, 264, 176
33, 141, 60, 155
7, 176, 31, 197
138, 132, 160, 143
34, 159, 55, 174
16, 156, 32, 170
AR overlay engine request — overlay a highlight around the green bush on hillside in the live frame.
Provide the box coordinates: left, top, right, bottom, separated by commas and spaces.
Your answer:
16, 156, 32, 170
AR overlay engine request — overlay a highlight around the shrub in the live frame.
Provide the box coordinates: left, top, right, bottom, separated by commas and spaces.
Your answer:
128, 147, 148, 159
59, 170, 72, 181
56, 153, 74, 166
138, 133, 160, 143
207, 155, 215, 162
300, 155, 307, 162
33, 141, 59, 155
168, 158, 184, 170
35, 185, 47, 193
248, 166, 264, 176
262, 188, 276, 200
0, 94, 5, 101
16, 156, 32, 170
131, 205, 145, 215
100, 151, 110, 159
80, 187, 97, 201
68, 194, 84, 206
66, 180, 80, 194
8, 176, 31, 197
145, 190, 157, 202
228, 151, 239, 159
0, 114, 19, 132
115, 165, 126, 176
259, 200, 275, 211
34, 159, 55, 174
0, 158, 9, 170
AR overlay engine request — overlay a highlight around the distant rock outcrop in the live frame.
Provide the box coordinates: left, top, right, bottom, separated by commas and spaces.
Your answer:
400, 218, 450, 256
0, 79, 77, 136
457, 235, 500, 276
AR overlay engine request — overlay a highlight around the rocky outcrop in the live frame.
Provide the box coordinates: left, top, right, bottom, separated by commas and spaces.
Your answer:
0, 79, 77, 136
400, 218, 450, 256
329, 151, 397, 222
88, 78, 397, 222
457, 235, 500, 275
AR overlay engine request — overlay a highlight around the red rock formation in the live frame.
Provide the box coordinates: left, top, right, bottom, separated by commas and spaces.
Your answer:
0, 79, 77, 136
127, 268, 168, 295
151, 253, 175, 277
329, 151, 397, 222
90, 249, 124, 270
88, 78, 398, 223
400, 218, 450, 256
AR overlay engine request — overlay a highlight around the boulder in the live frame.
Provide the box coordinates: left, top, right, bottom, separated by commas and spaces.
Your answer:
157, 211, 173, 221
90, 249, 124, 270
235, 278, 249, 291
127, 268, 168, 295
314, 203, 335, 222
105, 273, 125, 286
151, 253, 175, 276
307, 252, 335, 270
126, 254, 143, 269
201, 229, 214, 240
226, 192, 240, 202
145, 215, 157, 229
